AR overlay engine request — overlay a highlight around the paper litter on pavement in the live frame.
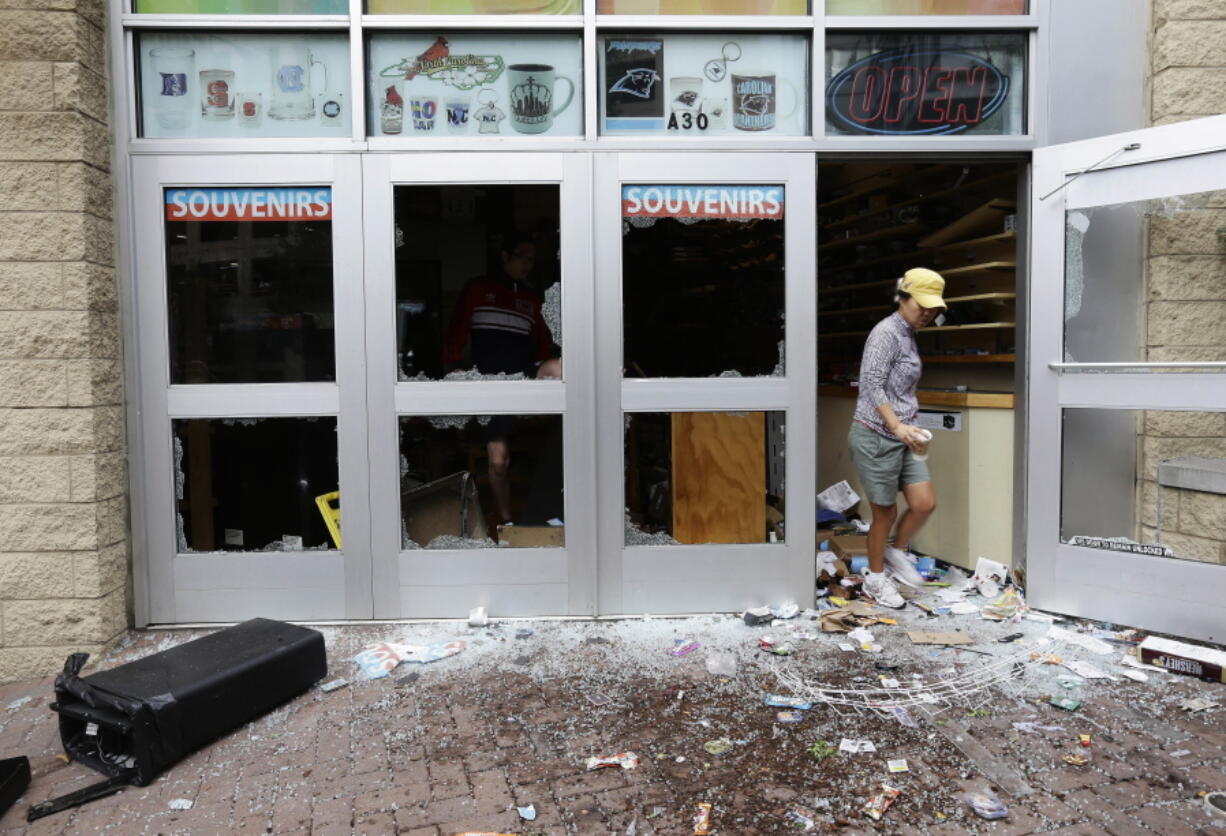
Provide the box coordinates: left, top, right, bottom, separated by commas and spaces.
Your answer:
907, 630, 973, 646
1048, 626, 1114, 655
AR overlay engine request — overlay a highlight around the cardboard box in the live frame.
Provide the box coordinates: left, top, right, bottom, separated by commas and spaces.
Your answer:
496, 525, 564, 548
402, 471, 488, 546
826, 534, 868, 563
1139, 636, 1226, 683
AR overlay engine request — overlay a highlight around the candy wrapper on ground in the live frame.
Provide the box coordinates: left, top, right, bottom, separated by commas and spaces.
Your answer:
981, 586, 1027, 620
863, 784, 901, 820
353, 640, 465, 679
693, 801, 713, 834
586, 752, 639, 770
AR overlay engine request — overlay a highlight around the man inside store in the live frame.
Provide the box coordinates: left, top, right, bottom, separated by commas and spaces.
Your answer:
847, 267, 945, 609
444, 232, 557, 527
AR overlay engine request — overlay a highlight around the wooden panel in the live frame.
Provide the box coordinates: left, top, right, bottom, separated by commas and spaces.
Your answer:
671, 412, 766, 544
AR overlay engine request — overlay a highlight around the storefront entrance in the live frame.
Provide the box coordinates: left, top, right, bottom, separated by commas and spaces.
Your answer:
132, 152, 816, 623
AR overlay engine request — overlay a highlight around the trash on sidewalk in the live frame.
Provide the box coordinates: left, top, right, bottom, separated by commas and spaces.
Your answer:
670, 639, 701, 657
693, 801, 713, 835
706, 652, 737, 677
1078, 734, 1092, 747
515, 628, 534, 639
765, 695, 812, 709
468, 606, 488, 627
1205, 791, 1226, 818
1061, 754, 1089, 766
517, 804, 537, 821
1048, 626, 1114, 655
0, 756, 31, 820
1064, 660, 1114, 680
907, 630, 972, 646
862, 784, 901, 820
586, 752, 639, 771
1119, 668, 1149, 683
784, 806, 817, 831
743, 606, 773, 626
821, 602, 880, 633
167, 798, 193, 810
806, 740, 837, 761
355, 640, 465, 679
950, 602, 981, 615
1031, 652, 1063, 665
776, 710, 805, 723
817, 480, 860, 513
962, 789, 1009, 820
980, 587, 1026, 621
1140, 636, 1226, 682
970, 557, 1010, 598
1180, 697, 1220, 713
703, 738, 733, 755
1047, 696, 1082, 711
319, 678, 349, 693
771, 601, 800, 620
886, 758, 909, 773
585, 692, 614, 707
1012, 721, 1065, 734
839, 739, 876, 753
891, 706, 919, 728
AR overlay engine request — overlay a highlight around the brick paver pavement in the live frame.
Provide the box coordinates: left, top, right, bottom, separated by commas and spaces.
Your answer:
0, 617, 1224, 834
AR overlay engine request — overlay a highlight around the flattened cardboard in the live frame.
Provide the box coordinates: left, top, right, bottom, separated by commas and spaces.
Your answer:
827, 535, 868, 563
907, 630, 973, 646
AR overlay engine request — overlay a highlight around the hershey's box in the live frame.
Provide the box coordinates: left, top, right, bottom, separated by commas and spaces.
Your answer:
1138, 636, 1226, 683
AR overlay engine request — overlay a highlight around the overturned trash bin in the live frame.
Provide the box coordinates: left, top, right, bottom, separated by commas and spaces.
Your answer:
29, 618, 326, 821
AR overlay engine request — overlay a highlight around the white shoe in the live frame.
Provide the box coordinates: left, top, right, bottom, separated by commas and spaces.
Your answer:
885, 546, 925, 588
862, 572, 905, 609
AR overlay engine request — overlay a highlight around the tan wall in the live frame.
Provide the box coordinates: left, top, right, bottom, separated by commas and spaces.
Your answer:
1133, 2, 1226, 568
0, 0, 127, 681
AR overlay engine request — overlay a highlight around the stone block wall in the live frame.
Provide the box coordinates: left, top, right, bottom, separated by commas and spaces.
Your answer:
0, 0, 127, 681
1132, 2, 1226, 567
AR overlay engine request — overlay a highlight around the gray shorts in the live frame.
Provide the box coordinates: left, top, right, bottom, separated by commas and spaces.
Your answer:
848, 422, 931, 507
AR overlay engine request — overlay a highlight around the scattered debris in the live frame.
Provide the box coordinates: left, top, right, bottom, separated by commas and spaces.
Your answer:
784, 806, 817, 830
838, 738, 876, 754
705, 652, 737, 677
1204, 791, 1226, 818
907, 630, 973, 646
6, 697, 32, 711
693, 801, 713, 835
1061, 754, 1089, 766
981, 587, 1027, 620
468, 607, 488, 627
764, 695, 812, 709
806, 740, 837, 762
862, 784, 901, 820
1169, 749, 1192, 758
167, 798, 193, 810
586, 752, 639, 771
319, 678, 349, 693
515, 628, 534, 639
703, 738, 733, 755
354, 640, 465, 679
1079, 734, 1092, 747
776, 710, 805, 723
743, 606, 773, 626
585, 692, 613, 707
963, 789, 1009, 820
1012, 721, 1065, 734
1048, 696, 1081, 711
1064, 660, 1115, 680
886, 758, 909, 773
1140, 635, 1226, 681
1180, 697, 1219, 713
517, 804, 537, 821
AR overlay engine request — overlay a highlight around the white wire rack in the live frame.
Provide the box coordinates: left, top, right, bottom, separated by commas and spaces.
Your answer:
774, 640, 1069, 721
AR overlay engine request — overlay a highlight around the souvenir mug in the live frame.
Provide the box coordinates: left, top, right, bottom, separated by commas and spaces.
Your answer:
731, 70, 798, 132
410, 96, 438, 131
236, 92, 262, 128
269, 45, 327, 121
445, 97, 470, 134
669, 76, 703, 115
150, 47, 194, 131
507, 64, 575, 134
199, 68, 235, 120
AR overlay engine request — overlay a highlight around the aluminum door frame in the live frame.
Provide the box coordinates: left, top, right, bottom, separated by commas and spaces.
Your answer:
1028, 115, 1226, 641
594, 153, 817, 615
130, 154, 370, 624
362, 153, 597, 618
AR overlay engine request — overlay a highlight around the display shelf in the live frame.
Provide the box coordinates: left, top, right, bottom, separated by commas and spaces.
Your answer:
922, 353, 1016, 364
821, 321, 1015, 339
929, 230, 1016, 253
817, 385, 1015, 409
938, 261, 1016, 280
823, 171, 1016, 233
917, 198, 1016, 248
817, 223, 929, 253
816, 164, 946, 212
819, 278, 899, 297
817, 292, 1015, 319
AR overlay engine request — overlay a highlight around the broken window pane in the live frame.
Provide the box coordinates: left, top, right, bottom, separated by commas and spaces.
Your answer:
166, 187, 335, 384
1061, 408, 1226, 564
1065, 188, 1226, 367
625, 411, 785, 546
400, 414, 564, 549
622, 186, 785, 377
174, 417, 338, 553
394, 185, 562, 382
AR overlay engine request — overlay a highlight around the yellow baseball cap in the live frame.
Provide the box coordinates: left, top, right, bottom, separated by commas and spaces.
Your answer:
900, 267, 947, 310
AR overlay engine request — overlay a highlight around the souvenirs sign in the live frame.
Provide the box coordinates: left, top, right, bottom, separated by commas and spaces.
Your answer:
622, 185, 784, 220
826, 46, 1010, 135
165, 188, 332, 221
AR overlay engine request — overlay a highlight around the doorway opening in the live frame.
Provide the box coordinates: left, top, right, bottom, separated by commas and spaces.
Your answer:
816, 160, 1021, 571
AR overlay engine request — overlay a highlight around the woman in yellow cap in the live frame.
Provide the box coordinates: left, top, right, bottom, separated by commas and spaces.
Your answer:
847, 267, 946, 608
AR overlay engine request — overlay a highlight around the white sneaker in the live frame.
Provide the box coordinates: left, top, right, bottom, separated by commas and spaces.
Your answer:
885, 546, 925, 588
862, 571, 905, 609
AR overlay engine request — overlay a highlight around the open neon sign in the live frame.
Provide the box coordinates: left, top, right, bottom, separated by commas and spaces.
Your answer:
826, 47, 1010, 135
